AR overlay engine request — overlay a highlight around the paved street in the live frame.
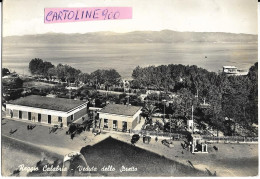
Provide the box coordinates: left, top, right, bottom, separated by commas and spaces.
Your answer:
2, 118, 258, 176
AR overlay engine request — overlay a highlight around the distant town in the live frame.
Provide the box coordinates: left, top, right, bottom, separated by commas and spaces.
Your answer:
2, 58, 258, 176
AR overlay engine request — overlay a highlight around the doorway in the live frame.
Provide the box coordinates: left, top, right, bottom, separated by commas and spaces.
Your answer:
48, 115, 51, 124
28, 112, 31, 120
122, 121, 127, 132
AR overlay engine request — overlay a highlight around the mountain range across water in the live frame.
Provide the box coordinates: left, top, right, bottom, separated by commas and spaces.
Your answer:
3, 30, 257, 44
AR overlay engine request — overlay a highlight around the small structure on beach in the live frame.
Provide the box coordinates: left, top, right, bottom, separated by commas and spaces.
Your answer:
222, 66, 248, 76
223, 66, 238, 74
191, 134, 208, 153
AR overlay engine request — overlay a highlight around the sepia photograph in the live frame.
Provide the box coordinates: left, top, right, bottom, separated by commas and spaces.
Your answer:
1, 0, 258, 177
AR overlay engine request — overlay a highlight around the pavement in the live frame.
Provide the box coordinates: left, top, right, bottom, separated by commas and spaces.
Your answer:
109, 132, 258, 177
1, 117, 258, 177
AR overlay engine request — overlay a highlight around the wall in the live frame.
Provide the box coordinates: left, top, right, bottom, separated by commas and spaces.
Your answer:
5, 104, 86, 127
118, 120, 123, 131
13, 110, 19, 118
6, 108, 10, 117
131, 115, 138, 129
73, 106, 87, 120
99, 113, 133, 123
31, 112, 38, 122
22, 111, 28, 120
99, 112, 141, 131
41, 114, 48, 124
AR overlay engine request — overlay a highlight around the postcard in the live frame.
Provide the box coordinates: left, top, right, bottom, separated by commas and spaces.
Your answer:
1, 0, 258, 177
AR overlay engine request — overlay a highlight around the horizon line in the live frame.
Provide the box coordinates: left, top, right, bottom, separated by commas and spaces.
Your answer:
3, 29, 258, 38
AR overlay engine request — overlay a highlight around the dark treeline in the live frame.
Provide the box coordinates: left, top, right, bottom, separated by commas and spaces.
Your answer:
29, 58, 121, 87
27, 58, 257, 135
131, 63, 258, 135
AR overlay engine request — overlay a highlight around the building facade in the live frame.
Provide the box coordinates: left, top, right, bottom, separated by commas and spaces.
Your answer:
5, 95, 88, 127
223, 66, 238, 74
98, 104, 142, 132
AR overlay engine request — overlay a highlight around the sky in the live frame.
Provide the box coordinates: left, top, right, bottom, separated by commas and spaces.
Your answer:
3, 0, 258, 37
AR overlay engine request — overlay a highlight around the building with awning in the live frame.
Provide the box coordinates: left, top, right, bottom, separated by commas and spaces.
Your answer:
5, 95, 88, 127
98, 104, 142, 132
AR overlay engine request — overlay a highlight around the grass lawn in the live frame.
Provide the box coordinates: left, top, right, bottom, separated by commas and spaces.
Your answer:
23, 81, 57, 89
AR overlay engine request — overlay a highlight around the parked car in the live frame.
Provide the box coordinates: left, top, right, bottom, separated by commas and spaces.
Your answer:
161, 139, 174, 148
132, 134, 140, 142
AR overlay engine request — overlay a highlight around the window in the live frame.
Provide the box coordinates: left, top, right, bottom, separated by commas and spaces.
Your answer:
71, 115, 74, 121
19, 111, 22, 119
38, 114, 41, 122
113, 120, 117, 129
104, 119, 108, 128
48, 115, 51, 124
58, 116, 62, 123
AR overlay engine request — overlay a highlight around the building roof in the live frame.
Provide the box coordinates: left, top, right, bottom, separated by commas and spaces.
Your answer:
99, 104, 142, 116
8, 95, 86, 112
223, 66, 237, 69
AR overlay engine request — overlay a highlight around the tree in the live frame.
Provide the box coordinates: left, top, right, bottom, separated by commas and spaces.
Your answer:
90, 69, 121, 88
78, 73, 90, 84
2, 77, 24, 101
2, 68, 10, 76
29, 58, 54, 76
142, 104, 159, 124
104, 69, 121, 87
167, 116, 185, 132
29, 58, 44, 75
55, 64, 81, 83
56, 64, 66, 82
42, 61, 55, 77
47, 67, 57, 79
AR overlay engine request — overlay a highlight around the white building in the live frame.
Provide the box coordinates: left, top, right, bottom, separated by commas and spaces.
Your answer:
5, 95, 88, 127
98, 104, 142, 132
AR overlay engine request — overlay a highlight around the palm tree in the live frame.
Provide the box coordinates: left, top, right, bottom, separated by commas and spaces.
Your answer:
142, 103, 159, 125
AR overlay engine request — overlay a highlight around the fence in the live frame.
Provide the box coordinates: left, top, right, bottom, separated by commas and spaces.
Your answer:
131, 130, 186, 139
201, 135, 258, 143
131, 130, 258, 143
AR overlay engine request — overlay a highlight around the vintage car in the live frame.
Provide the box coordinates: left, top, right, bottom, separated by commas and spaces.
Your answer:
161, 139, 174, 148
131, 134, 140, 142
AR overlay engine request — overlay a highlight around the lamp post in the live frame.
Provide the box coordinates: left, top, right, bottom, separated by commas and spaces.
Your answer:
191, 105, 194, 134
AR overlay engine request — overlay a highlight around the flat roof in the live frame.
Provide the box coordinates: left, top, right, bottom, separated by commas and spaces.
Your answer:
99, 104, 142, 116
8, 95, 86, 112
223, 66, 237, 69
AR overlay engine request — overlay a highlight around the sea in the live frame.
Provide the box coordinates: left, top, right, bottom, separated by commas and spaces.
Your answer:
2, 42, 258, 79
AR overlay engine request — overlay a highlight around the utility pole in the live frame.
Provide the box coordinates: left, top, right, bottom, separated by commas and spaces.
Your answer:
127, 88, 130, 105
96, 77, 97, 90
162, 99, 166, 122
191, 105, 194, 134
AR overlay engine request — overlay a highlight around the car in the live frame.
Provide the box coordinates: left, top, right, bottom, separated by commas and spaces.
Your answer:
131, 134, 140, 142
161, 139, 174, 148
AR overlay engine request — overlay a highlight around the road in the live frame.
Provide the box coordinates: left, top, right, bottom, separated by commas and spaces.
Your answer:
2, 118, 258, 177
